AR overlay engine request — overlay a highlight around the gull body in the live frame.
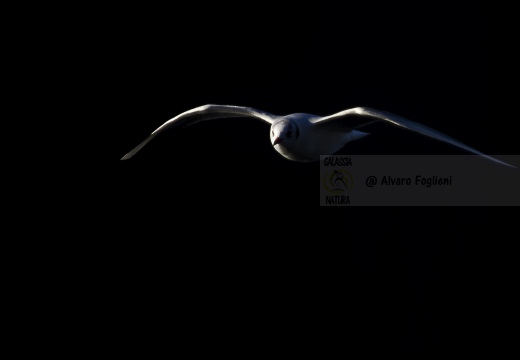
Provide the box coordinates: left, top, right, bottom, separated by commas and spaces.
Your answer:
121, 104, 514, 168
269, 113, 369, 162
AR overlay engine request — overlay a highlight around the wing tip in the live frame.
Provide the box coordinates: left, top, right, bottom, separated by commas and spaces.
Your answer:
484, 155, 517, 169
501, 161, 517, 169
120, 151, 136, 160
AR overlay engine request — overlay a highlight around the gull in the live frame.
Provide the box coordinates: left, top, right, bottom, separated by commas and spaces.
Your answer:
121, 104, 515, 167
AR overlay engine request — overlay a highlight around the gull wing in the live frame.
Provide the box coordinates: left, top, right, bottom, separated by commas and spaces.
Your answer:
311, 107, 515, 168
121, 104, 277, 160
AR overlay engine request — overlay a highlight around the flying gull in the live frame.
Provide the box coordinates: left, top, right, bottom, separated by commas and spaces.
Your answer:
121, 104, 515, 167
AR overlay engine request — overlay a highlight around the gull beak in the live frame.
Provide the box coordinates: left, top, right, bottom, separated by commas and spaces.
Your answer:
273, 137, 282, 146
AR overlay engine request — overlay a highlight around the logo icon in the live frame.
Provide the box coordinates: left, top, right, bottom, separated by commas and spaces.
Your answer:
322, 169, 354, 194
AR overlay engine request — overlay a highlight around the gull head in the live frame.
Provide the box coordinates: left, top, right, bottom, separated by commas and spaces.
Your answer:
270, 119, 299, 147
269, 118, 304, 161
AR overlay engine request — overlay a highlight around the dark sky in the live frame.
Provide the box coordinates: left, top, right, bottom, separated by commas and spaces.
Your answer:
79, 1, 515, 356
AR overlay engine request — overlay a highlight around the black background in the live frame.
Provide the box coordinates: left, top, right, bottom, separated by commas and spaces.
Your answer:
53, 1, 518, 356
